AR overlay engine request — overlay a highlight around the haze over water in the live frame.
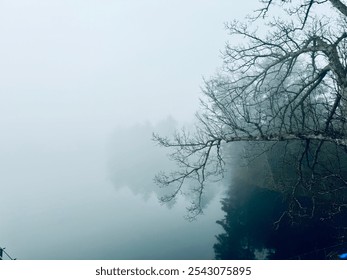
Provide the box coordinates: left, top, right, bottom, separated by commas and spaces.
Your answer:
0, 0, 258, 259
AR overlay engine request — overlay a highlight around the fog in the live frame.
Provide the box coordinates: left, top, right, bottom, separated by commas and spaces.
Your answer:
0, 0, 259, 259
0, 116, 228, 259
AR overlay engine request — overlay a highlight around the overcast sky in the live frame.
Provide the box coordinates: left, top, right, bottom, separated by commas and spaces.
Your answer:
0, 0, 260, 127
0, 0, 262, 259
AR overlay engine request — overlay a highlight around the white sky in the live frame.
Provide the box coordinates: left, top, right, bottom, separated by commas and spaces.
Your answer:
0, 0, 259, 127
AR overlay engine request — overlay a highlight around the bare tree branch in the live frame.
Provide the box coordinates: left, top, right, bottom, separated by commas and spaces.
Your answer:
154, 0, 347, 220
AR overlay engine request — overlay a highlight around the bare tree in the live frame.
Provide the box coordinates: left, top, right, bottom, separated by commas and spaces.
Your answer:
154, 0, 347, 220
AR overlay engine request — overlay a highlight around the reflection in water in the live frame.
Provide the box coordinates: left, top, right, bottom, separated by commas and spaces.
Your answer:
108, 126, 347, 259
107, 118, 177, 200
214, 186, 347, 259
3, 119, 346, 259
0, 118, 224, 260
107, 118, 221, 211
211, 139, 347, 260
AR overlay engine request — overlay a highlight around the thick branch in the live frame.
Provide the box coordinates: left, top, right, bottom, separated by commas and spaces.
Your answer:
329, 0, 347, 17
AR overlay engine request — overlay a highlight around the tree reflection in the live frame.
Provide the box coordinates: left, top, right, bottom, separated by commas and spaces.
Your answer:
214, 185, 347, 259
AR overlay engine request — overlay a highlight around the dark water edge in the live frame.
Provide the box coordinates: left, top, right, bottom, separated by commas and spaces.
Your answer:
214, 186, 347, 260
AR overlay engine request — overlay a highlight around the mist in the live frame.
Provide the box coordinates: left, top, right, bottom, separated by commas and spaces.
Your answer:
0, 0, 267, 259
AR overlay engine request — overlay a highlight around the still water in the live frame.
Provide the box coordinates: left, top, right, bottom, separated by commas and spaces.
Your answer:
1, 119, 346, 260
0, 119, 224, 260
